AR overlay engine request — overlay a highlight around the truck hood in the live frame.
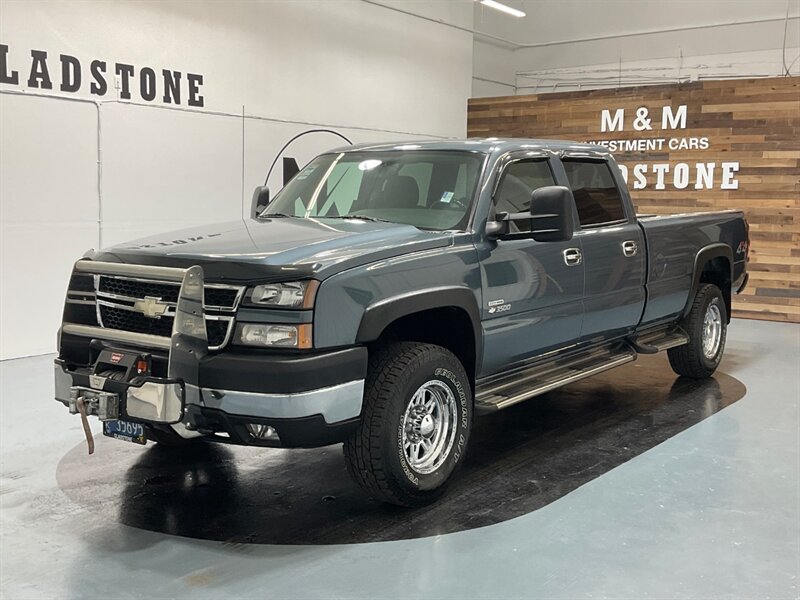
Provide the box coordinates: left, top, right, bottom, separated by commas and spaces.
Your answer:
92, 218, 454, 282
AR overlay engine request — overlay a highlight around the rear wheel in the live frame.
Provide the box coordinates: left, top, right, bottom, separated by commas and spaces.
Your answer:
343, 342, 472, 507
668, 283, 727, 379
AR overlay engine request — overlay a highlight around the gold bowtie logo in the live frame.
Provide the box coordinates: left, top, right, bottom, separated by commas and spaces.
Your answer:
133, 296, 169, 319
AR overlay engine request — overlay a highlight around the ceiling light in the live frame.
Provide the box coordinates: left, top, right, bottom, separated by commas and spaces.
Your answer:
478, 0, 525, 18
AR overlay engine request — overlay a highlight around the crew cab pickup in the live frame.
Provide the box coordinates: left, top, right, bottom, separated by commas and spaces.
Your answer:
55, 139, 749, 506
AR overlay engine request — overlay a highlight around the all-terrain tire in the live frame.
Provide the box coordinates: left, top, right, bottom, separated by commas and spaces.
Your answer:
668, 283, 727, 379
343, 342, 472, 507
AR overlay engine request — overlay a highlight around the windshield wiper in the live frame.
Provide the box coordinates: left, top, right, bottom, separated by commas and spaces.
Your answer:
325, 215, 393, 223
260, 213, 296, 219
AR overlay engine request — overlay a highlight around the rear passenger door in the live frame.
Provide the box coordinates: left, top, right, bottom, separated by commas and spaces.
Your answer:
560, 157, 646, 341
478, 155, 584, 375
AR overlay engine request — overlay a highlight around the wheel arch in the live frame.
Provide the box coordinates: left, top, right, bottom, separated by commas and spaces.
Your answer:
684, 243, 733, 323
355, 287, 482, 383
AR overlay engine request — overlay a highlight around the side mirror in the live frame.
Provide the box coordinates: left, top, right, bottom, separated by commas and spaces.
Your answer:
486, 185, 574, 242
251, 185, 270, 218
529, 185, 574, 242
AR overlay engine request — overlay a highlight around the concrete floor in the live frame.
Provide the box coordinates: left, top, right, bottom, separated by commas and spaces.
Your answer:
1, 319, 798, 599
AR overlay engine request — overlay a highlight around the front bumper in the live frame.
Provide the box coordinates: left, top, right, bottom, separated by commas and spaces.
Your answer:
54, 359, 365, 447
55, 260, 367, 448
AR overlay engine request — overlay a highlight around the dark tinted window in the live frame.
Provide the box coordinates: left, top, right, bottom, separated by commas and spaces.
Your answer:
492, 160, 556, 232
562, 160, 626, 226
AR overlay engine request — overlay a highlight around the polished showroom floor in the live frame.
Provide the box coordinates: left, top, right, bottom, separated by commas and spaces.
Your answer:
1, 319, 798, 599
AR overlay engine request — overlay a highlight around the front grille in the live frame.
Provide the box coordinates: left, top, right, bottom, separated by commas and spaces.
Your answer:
61, 263, 247, 356
98, 276, 240, 309
205, 287, 240, 308
99, 277, 180, 303
90, 275, 243, 350
100, 305, 172, 336
69, 273, 96, 292
99, 305, 230, 348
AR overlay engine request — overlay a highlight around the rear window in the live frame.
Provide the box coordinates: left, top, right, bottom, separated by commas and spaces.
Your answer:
562, 160, 626, 227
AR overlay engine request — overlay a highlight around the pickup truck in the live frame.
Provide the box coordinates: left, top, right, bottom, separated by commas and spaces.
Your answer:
55, 139, 749, 506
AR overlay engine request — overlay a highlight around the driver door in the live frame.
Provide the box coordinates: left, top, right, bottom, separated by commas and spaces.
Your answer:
477, 155, 584, 376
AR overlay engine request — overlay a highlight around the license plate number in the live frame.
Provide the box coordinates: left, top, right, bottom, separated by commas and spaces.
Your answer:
103, 420, 146, 445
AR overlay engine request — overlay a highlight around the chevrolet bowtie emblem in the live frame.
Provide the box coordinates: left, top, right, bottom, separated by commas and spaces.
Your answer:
133, 296, 169, 319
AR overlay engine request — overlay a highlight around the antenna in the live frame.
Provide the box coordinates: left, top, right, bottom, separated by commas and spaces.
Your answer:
264, 129, 353, 186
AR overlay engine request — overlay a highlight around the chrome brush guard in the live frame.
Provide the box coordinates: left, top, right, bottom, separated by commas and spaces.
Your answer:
57, 261, 211, 424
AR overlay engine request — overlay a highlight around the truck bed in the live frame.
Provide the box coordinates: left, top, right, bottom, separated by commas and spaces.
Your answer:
638, 209, 747, 325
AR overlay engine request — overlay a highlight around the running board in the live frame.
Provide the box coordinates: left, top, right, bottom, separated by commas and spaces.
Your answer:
475, 346, 637, 414
629, 328, 689, 354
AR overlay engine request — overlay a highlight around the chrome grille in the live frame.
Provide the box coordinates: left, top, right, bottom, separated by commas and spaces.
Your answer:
98, 305, 231, 348
97, 275, 240, 311
98, 277, 181, 303
92, 275, 243, 350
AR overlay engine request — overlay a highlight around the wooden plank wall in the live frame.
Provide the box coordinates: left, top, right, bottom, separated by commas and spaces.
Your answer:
467, 76, 800, 323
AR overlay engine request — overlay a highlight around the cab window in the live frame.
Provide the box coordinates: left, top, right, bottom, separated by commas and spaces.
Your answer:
562, 159, 626, 227
492, 159, 556, 232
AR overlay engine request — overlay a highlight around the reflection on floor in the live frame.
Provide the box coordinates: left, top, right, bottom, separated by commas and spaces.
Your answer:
0, 319, 798, 600
56, 353, 745, 544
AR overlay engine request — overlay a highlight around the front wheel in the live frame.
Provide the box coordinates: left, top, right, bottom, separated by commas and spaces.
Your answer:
343, 342, 472, 507
668, 283, 727, 379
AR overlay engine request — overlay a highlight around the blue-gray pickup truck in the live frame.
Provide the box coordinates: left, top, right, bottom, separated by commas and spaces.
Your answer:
55, 139, 749, 506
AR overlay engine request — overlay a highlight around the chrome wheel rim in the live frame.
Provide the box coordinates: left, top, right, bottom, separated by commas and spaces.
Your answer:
702, 301, 723, 359
401, 380, 458, 475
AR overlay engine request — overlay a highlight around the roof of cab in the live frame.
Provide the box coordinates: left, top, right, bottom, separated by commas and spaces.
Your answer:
328, 138, 610, 157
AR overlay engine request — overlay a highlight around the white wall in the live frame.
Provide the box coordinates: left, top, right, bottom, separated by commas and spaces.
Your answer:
471, 0, 800, 96
0, 0, 474, 359
472, 40, 515, 97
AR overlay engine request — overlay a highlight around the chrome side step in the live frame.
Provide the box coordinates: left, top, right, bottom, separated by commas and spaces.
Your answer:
473, 327, 690, 414
630, 327, 689, 353
475, 345, 637, 414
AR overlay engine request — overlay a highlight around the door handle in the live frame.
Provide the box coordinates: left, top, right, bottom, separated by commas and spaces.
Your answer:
622, 240, 638, 257
563, 248, 582, 266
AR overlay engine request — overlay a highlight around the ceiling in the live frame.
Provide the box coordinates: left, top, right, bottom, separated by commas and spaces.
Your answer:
473, 0, 799, 46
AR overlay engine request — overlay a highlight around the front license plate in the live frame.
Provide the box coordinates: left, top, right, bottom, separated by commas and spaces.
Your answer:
103, 420, 147, 445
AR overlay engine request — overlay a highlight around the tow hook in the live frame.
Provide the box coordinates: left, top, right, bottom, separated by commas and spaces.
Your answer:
68, 388, 120, 455
75, 397, 95, 455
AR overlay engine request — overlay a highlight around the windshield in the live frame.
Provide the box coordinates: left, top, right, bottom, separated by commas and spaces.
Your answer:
262, 150, 484, 230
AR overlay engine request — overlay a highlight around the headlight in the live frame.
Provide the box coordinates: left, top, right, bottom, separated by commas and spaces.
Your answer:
248, 280, 318, 309
235, 323, 313, 349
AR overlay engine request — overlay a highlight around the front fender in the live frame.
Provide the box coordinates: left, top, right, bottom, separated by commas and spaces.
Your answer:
310, 237, 483, 359
355, 286, 482, 346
